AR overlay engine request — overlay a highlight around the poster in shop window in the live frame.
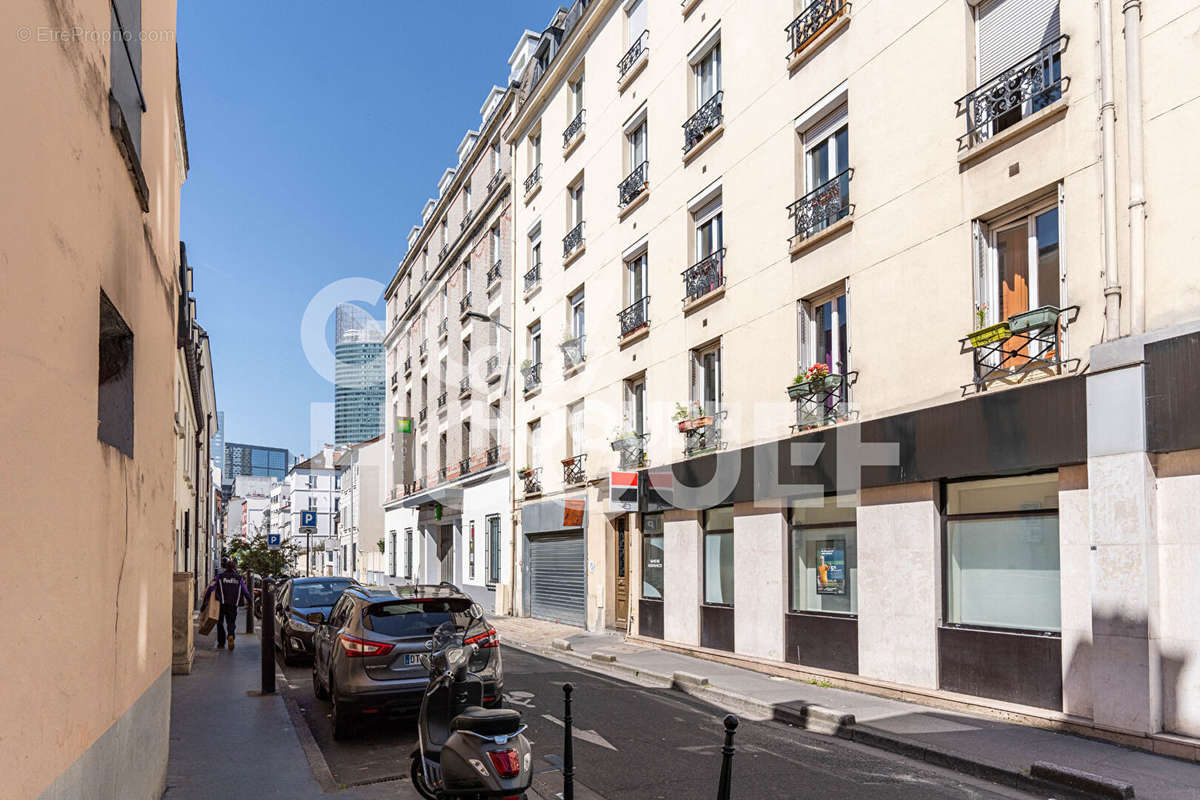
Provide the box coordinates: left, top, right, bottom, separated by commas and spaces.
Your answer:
816, 541, 846, 595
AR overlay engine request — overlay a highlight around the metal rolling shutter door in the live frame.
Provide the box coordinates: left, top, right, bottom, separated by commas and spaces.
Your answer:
529, 533, 586, 627
976, 0, 1061, 82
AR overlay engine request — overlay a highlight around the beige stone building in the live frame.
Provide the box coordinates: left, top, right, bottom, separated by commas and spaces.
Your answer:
0, 0, 190, 796
381, 74, 521, 609
502, 0, 1200, 748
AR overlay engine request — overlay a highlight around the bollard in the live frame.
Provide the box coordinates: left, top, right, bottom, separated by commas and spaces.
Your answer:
562, 682, 575, 800
716, 714, 738, 800
260, 580, 275, 694
245, 571, 255, 634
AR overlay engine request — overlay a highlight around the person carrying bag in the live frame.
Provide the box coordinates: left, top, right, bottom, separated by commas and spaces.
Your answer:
200, 559, 253, 650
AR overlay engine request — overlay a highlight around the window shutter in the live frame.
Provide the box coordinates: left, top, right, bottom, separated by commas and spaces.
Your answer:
628, 0, 648, 39
976, 0, 1061, 83
972, 220, 993, 324
689, 350, 699, 407
797, 302, 812, 371
715, 345, 723, 411
110, 0, 144, 156
803, 105, 848, 152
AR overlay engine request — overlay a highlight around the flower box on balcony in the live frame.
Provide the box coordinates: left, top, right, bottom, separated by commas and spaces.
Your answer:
1007, 306, 1060, 333
517, 467, 533, 479
610, 435, 641, 452
677, 415, 713, 433
787, 374, 843, 400
967, 322, 1011, 349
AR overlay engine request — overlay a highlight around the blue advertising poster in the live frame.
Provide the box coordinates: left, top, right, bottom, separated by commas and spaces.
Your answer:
817, 541, 846, 595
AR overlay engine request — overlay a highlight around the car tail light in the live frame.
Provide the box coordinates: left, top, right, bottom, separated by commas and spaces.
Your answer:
465, 628, 499, 649
338, 633, 394, 658
487, 749, 521, 779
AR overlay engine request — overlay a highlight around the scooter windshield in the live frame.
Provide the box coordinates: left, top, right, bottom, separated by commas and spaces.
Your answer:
430, 620, 461, 651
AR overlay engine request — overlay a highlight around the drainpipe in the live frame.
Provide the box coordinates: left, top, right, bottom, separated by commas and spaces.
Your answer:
1099, 0, 1123, 340
1123, 0, 1147, 334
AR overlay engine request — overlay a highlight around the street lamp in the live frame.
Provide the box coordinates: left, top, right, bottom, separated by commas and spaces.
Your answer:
464, 310, 512, 331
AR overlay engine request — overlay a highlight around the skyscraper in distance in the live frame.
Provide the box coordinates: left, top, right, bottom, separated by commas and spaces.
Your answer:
334, 303, 385, 446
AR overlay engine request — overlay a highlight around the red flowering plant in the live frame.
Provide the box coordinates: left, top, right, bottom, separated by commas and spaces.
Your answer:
792, 362, 831, 387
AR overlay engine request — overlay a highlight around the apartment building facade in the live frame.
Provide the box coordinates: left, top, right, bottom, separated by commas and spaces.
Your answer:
335, 436, 386, 582
273, 447, 341, 575
503, 0, 1200, 745
0, 0, 191, 795
381, 76, 521, 609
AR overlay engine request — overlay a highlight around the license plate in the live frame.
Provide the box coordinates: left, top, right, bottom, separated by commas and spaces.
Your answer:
404, 654, 421, 665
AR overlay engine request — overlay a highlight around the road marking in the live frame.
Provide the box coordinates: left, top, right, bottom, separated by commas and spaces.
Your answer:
504, 690, 536, 708
541, 715, 617, 752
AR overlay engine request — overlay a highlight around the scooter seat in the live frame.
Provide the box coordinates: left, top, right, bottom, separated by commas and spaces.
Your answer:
450, 706, 522, 738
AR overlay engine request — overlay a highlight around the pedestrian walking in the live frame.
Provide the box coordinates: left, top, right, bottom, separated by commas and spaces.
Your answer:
201, 558, 252, 650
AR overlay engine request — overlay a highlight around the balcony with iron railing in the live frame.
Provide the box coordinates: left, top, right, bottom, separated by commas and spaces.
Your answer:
788, 168, 853, 248
562, 454, 587, 486
786, 0, 847, 59
459, 375, 471, 397
563, 109, 585, 148
679, 409, 726, 456
521, 362, 542, 394
437, 392, 447, 410
461, 208, 474, 231
439, 243, 450, 262
460, 293, 472, 316
524, 163, 542, 196
786, 368, 859, 432
403, 356, 412, 374
486, 445, 500, 466
611, 433, 648, 470
439, 466, 447, 482
486, 354, 501, 380
459, 457, 472, 476
520, 467, 543, 497
418, 340, 428, 361
563, 222, 584, 259
618, 296, 649, 338
618, 30, 649, 84
391, 371, 398, 388
683, 91, 723, 154
419, 407, 428, 423
560, 335, 586, 372
524, 262, 541, 293
486, 261, 502, 287
683, 248, 726, 306
956, 36, 1068, 149
618, 161, 649, 209
437, 317, 449, 339
486, 169, 505, 197
959, 305, 1080, 395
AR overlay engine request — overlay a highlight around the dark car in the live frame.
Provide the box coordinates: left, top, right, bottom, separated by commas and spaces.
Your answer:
273, 576, 357, 665
309, 584, 503, 739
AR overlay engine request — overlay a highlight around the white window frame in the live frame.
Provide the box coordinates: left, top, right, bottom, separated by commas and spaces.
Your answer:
690, 340, 722, 416
625, 375, 646, 435
567, 400, 585, 456
568, 180, 585, 227
800, 285, 850, 375
689, 28, 722, 109
568, 288, 586, 339
529, 321, 542, 365
625, 0, 648, 46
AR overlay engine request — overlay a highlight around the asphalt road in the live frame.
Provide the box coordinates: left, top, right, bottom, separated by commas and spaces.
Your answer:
279, 646, 1040, 799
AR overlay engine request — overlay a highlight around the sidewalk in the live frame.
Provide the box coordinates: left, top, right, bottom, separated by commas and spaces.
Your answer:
165, 625, 418, 800
493, 617, 1200, 800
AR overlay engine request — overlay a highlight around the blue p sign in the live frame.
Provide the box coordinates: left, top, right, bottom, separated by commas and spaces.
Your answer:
267, 533, 281, 550
300, 510, 317, 528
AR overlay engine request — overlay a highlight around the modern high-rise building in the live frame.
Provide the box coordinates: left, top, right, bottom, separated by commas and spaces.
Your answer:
334, 303, 386, 446
223, 441, 289, 492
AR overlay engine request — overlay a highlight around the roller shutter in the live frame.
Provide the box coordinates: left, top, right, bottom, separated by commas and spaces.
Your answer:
976, 0, 1060, 83
528, 532, 586, 627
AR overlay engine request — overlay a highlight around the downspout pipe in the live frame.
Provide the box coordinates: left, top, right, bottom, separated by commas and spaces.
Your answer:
1099, 0, 1123, 340
1123, 0, 1147, 334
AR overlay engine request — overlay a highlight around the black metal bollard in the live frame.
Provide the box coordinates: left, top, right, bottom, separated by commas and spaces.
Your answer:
245, 571, 255, 634
716, 714, 739, 800
260, 580, 275, 694
562, 682, 575, 800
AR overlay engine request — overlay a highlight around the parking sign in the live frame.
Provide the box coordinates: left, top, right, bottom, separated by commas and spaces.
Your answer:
299, 510, 317, 532
267, 533, 281, 550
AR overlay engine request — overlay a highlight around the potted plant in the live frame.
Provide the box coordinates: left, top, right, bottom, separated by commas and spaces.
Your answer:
610, 425, 641, 451
376, 539, 385, 554
517, 465, 533, 479
519, 358, 533, 371
1008, 305, 1061, 333
674, 402, 713, 432
968, 302, 1011, 348
786, 363, 842, 399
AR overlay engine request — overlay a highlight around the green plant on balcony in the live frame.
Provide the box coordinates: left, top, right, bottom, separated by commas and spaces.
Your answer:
968, 301, 1011, 348
376, 538, 385, 554
674, 401, 712, 432
787, 362, 842, 399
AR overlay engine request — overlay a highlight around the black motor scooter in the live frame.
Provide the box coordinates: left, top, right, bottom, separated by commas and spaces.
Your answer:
411, 621, 532, 799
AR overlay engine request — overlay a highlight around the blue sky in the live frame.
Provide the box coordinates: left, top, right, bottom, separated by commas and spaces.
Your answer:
179, 2, 556, 460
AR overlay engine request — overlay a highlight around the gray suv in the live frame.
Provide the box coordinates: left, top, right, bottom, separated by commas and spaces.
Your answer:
309, 584, 503, 739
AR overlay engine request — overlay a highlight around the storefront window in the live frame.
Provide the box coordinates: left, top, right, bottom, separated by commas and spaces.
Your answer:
945, 474, 1061, 632
790, 497, 857, 615
642, 513, 663, 599
703, 507, 734, 605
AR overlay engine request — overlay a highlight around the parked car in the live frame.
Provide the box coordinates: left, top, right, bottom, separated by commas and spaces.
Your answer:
252, 575, 289, 619
309, 584, 503, 739
273, 576, 357, 665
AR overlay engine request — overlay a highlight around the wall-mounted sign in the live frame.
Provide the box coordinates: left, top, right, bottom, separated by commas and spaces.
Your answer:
609, 471, 637, 512
563, 498, 585, 527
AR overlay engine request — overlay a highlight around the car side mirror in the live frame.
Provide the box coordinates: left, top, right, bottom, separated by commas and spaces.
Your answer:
305, 611, 326, 626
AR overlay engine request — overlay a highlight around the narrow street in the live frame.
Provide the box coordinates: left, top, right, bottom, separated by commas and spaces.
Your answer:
278, 646, 1039, 799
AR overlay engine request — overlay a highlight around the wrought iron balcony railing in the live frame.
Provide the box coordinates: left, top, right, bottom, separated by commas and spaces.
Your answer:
682, 410, 725, 456
439, 243, 450, 262
437, 392, 447, 409
459, 376, 471, 396
560, 335, 586, 370
459, 457, 471, 476
461, 209, 474, 231
618, 161, 649, 208
439, 466, 447, 482
683, 91, 723, 153
786, 0, 846, 55
403, 356, 412, 374
788, 168, 853, 243
522, 362, 542, 393
564, 109, 585, 146
562, 454, 587, 486
563, 221, 584, 257
418, 407, 428, 423
437, 317, 448, 338
683, 249, 725, 304
418, 340, 428, 360
521, 467, 543, 496
788, 371, 858, 431
524, 262, 541, 292
486, 261, 502, 286
486, 354, 500, 377
486, 445, 499, 466
391, 371, 398, 387
618, 296, 649, 337
405, 294, 414, 307
486, 169, 505, 197
611, 433, 648, 470
955, 36, 1068, 147
960, 305, 1080, 394
618, 30, 649, 81
524, 163, 542, 195
460, 293, 472, 314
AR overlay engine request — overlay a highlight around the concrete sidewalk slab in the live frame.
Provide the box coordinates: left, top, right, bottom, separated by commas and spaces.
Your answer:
492, 616, 1200, 800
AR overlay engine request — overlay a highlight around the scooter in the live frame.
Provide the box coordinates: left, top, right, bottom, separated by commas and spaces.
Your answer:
411, 622, 532, 799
